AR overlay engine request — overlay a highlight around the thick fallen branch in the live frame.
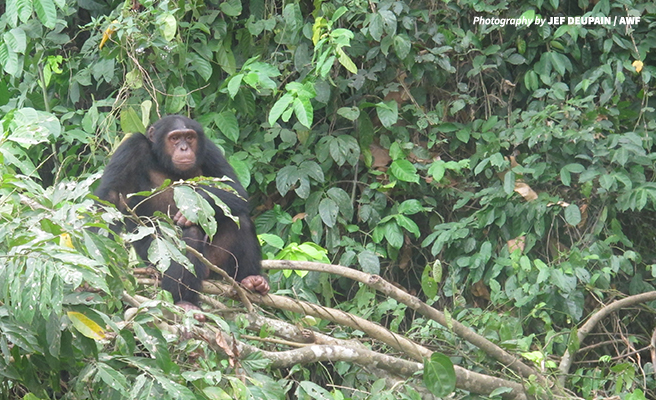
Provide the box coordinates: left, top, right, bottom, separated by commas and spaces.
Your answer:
204, 280, 533, 399
202, 280, 432, 361
262, 260, 540, 381
129, 286, 529, 399
134, 259, 553, 399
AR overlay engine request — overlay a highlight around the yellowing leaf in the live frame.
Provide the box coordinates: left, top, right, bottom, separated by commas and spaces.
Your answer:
59, 233, 74, 248
68, 311, 107, 340
336, 47, 358, 74
99, 20, 119, 50
312, 17, 328, 45
632, 60, 643, 73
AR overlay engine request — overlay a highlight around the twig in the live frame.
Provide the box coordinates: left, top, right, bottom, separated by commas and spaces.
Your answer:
185, 245, 255, 312
557, 291, 656, 385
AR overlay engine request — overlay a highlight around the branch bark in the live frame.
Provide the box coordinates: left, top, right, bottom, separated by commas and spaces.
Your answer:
262, 260, 540, 381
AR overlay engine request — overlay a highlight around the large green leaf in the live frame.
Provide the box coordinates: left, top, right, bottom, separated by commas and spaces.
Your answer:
215, 110, 240, 142
375, 100, 398, 128
423, 352, 456, 397
17, 0, 33, 24
389, 160, 419, 183
319, 197, 338, 227
160, 14, 177, 41
5, 0, 18, 27
293, 96, 313, 128
165, 86, 187, 114
4, 28, 27, 53
269, 93, 294, 126
220, 0, 242, 16
34, 0, 57, 29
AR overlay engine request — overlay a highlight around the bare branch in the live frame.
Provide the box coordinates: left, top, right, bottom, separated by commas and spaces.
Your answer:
262, 260, 540, 381
558, 291, 656, 384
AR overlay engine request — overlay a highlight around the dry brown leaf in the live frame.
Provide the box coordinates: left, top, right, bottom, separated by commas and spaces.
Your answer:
508, 236, 526, 253
514, 182, 538, 201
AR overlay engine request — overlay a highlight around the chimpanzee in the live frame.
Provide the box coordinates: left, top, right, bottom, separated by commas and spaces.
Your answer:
96, 115, 269, 318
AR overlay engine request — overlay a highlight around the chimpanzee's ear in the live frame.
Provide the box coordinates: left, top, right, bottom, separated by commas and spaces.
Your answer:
147, 126, 156, 142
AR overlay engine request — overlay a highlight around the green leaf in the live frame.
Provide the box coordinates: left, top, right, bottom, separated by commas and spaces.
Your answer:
524, 70, 539, 91
567, 326, 580, 355
293, 96, 314, 128
507, 53, 526, 65
125, 69, 142, 89
393, 34, 412, 60
259, 233, 285, 249
33, 0, 57, 29
120, 107, 146, 134
336, 47, 358, 74
550, 51, 571, 76
300, 160, 324, 182
379, 10, 397, 35
395, 214, 420, 238
564, 204, 581, 226
8, 108, 61, 146
174, 185, 218, 238
160, 14, 177, 41
216, 43, 236, 75
166, 86, 187, 114
17, 0, 34, 24
269, 93, 294, 126
319, 197, 338, 227
193, 56, 213, 82
219, 0, 242, 16
329, 135, 360, 166
376, 100, 398, 128
503, 171, 515, 195
227, 74, 243, 99
423, 352, 456, 397
227, 155, 251, 188
298, 382, 334, 399
4, 28, 27, 53
276, 164, 298, 196
398, 199, 423, 215
327, 187, 353, 220
96, 362, 129, 392
421, 264, 438, 298
384, 222, 404, 248
428, 160, 446, 181
0, 44, 19, 76
358, 250, 380, 275
5, 0, 18, 27
133, 323, 172, 372
389, 159, 419, 183
215, 110, 240, 142
369, 13, 384, 41
337, 106, 360, 121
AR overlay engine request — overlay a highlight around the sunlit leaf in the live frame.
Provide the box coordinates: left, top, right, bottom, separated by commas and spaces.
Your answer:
67, 311, 106, 340
160, 14, 177, 41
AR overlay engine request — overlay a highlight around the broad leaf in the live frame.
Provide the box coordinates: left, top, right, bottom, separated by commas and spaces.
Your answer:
215, 110, 240, 142
423, 352, 456, 397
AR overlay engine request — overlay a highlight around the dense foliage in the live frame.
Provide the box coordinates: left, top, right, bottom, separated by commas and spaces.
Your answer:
1, 0, 656, 398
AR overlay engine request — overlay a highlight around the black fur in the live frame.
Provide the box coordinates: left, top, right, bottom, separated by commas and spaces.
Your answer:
96, 115, 262, 306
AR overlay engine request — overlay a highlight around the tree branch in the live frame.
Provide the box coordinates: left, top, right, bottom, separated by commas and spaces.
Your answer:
262, 260, 540, 381
557, 291, 656, 385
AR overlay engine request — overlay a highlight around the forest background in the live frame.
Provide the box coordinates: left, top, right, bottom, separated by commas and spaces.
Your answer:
0, 0, 655, 399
